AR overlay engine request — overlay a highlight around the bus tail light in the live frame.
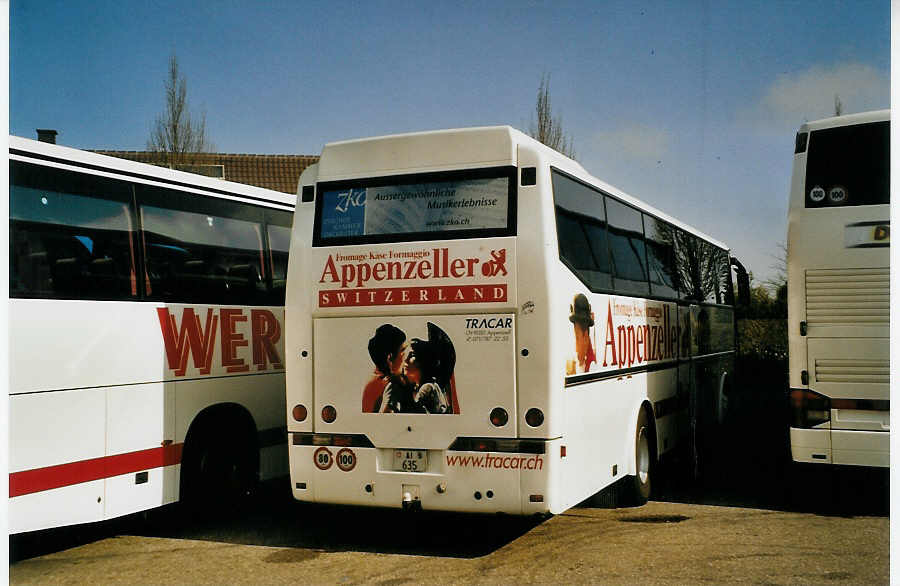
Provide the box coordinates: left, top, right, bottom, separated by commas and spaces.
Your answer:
830, 398, 889, 411
525, 408, 544, 427
448, 437, 546, 454
292, 433, 374, 448
789, 388, 830, 428
490, 407, 509, 427
321, 405, 337, 423
292, 404, 308, 422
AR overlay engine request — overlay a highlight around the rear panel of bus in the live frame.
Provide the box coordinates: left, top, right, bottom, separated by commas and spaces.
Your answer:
787, 113, 890, 467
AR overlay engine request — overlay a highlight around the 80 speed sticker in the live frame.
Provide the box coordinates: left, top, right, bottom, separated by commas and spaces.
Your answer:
314, 447, 333, 470
313, 447, 357, 472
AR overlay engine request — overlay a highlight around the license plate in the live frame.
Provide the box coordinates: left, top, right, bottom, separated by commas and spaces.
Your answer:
393, 449, 427, 472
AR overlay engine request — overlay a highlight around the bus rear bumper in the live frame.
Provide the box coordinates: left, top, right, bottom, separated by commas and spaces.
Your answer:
790, 427, 889, 467
288, 443, 556, 515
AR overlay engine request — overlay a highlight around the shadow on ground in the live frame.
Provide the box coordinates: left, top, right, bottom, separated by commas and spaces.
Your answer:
650, 353, 890, 519
647, 418, 890, 519
9, 480, 544, 563
10, 356, 888, 564
143, 487, 545, 559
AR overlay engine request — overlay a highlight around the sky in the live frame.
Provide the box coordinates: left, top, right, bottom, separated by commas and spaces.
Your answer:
9, 1, 890, 285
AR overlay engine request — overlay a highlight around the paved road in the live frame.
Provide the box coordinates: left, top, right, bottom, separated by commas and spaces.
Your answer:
9, 462, 889, 585
10, 399, 890, 585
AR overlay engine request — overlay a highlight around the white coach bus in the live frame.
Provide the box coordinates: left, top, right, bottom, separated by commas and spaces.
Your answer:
787, 110, 890, 468
285, 127, 737, 515
9, 136, 294, 533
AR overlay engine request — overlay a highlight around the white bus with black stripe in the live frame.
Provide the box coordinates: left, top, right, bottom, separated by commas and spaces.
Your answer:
286, 126, 739, 514
787, 110, 890, 468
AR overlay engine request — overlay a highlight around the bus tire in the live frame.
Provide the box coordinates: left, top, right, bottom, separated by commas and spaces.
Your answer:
180, 408, 259, 516
628, 407, 654, 506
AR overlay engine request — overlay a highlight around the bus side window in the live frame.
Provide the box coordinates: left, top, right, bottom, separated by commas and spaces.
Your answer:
606, 197, 649, 296
267, 222, 292, 305
10, 162, 137, 300
644, 215, 679, 299
555, 208, 613, 291
715, 249, 732, 305
675, 230, 721, 304
139, 186, 269, 305
551, 170, 612, 291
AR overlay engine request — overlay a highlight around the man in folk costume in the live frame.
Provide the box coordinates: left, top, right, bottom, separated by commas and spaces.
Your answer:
569, 293, 596, 374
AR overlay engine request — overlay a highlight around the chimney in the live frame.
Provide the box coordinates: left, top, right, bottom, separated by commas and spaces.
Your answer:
36, 129, 58, 144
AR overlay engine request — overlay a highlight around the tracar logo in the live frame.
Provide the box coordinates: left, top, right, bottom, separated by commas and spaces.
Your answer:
157, 307, 284, 377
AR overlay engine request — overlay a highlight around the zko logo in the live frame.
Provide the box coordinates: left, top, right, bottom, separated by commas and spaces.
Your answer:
334, 189, 366, 213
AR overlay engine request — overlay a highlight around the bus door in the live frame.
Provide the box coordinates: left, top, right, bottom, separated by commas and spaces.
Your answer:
677, 304, 698, 479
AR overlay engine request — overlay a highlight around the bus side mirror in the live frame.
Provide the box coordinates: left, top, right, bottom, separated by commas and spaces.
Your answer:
730, 256, 750, 312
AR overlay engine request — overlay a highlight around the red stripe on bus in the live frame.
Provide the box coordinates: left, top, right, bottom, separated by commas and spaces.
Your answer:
9, 443, 183, 498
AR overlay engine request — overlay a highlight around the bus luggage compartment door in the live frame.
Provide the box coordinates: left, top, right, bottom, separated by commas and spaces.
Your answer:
807, 338, 889, 466
312, 314, 517, 450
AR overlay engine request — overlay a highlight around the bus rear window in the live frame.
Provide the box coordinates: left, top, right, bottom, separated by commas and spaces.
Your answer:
805, 121, 889, 208
313, 167, 516, 246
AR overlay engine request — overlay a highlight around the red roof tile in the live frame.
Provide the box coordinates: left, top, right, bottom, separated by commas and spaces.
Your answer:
93, 150, 319, 195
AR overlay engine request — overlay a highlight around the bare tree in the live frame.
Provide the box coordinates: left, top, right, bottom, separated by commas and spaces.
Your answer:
148, 54, 210, 167
833, 94, 844, 116
764, 242, 787, 292
529, 74, 576, 158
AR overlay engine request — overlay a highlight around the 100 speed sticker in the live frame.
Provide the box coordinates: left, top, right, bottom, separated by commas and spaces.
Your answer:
314, 447, 357, 472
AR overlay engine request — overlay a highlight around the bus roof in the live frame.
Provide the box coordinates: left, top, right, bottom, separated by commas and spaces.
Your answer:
319, 125, 729, 251
799, 109, 890, 133
9, 135, 297, 209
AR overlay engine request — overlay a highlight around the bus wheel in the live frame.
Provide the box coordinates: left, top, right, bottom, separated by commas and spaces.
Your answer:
181, 413, 258, 516
629, 408, 654, 505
